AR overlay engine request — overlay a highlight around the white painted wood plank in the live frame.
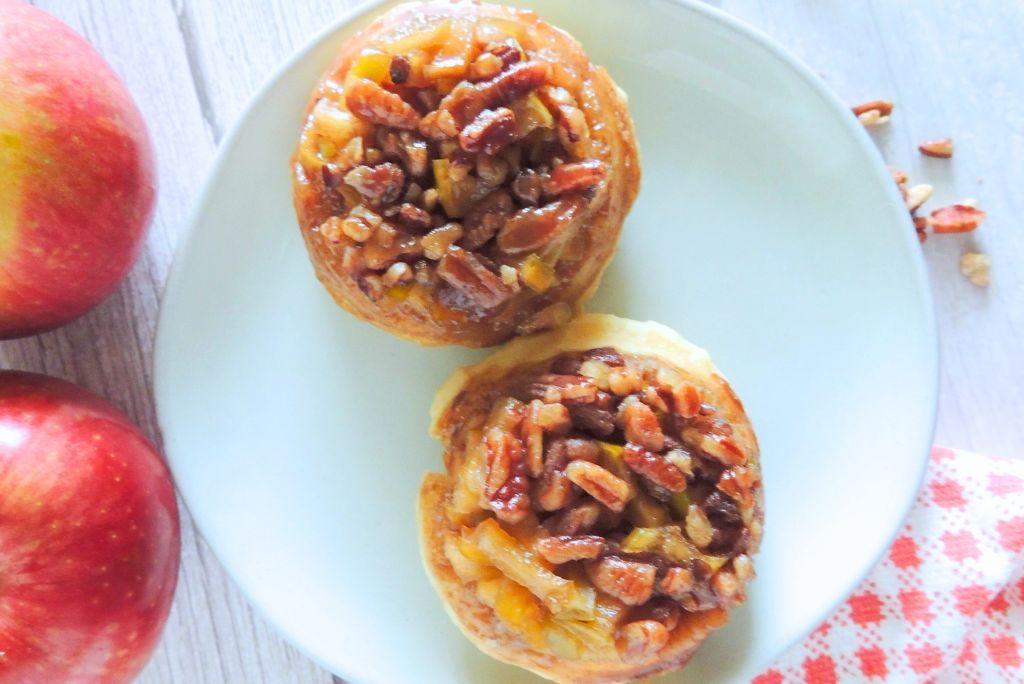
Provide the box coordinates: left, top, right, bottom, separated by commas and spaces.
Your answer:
6, 1, 335, 682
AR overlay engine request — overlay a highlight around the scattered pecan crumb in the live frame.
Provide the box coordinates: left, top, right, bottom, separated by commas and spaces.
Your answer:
960, 252, 991, 287
919, 137, 953, 158
852, 99, 893, 126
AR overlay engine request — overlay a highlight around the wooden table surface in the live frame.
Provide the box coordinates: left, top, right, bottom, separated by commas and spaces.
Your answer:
4, 0, 1022, 681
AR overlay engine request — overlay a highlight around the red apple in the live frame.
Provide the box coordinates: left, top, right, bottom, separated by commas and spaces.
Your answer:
0, 371, 180, 682
0, 0, 156, 339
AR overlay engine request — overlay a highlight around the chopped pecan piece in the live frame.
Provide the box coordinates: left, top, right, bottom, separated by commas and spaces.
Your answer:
617, 620, 669, 663
345, 78, 420, 129
397, 203, 433, 232
617, 396, 665, 452
483, 427, 520, 497
421, 223, 464, 260
586, 556, 656, 605
491, 472, 531, 524
682, 428, 745, 466
521, 400, 570, 476
344, 163, 405, 204
566, 461, 632, 512
436, 246, 514, 310
381, 261, 412, 287
718, 466, 758, 509
459, 107, 518, 154
672, 382, 701, 418
461, 190, 513, 250
929, 203, 986, 233
544, 160, 605, 196
658, 566, 694, 601
685, 504, 714, 548
545, 500, 601, 535
535, 535, 605, 564
531, 374, 598, 404
496, 198, 580, 254
918, 137, 953, 158
622, 443, 687, 493
569, 404, 616, 437
418, 109, 460, 140
511, 170, 543, 206
490, 43, 523, 69
904, 183, 933, 213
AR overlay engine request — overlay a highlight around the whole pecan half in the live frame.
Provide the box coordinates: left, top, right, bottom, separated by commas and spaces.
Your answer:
586, 556, 656, 605
496, 198, 581, 254
459, 107, 518, 155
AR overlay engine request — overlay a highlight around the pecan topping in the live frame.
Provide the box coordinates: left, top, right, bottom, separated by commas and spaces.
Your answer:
436, 246, 514, 310
344, 163, 405, 204
586, 557, 656, 605
535, 535, 605, 564
622, 443, 687, 493
345, 78, 420, 129
566, 461, 632, 512
544, 159, 605, 196
459, 107, 518, 155
617, 396, 665, 452
496, 198, 580, 254
617, 620, 669, 663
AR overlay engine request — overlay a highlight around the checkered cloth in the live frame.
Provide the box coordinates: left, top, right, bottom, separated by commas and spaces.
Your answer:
755, 447, 1024, 683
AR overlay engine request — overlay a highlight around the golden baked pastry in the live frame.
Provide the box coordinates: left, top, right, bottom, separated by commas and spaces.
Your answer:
420, 314, 763, 682
291, 1, 639, 346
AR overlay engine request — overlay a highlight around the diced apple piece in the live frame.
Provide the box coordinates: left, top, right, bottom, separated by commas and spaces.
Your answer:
383, 20, 452, 55
519, 253, 555, 292
349, 49, 392, 84
470, 518, 595, 619
444, 537, 499, 582
627, 492, 671, 528
512, 93, 555, 137
423, 19, 475, 80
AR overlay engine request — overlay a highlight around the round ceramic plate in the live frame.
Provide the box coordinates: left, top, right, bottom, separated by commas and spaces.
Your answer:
154, 1, 938, 681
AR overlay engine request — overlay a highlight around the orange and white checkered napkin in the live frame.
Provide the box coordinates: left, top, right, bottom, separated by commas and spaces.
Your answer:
755, 447, 1024, 683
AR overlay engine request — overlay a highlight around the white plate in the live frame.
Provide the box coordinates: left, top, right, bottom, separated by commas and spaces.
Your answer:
154, 1, 937, 681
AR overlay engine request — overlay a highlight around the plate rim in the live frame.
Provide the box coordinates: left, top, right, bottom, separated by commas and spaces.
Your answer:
153, 0, 939, 680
